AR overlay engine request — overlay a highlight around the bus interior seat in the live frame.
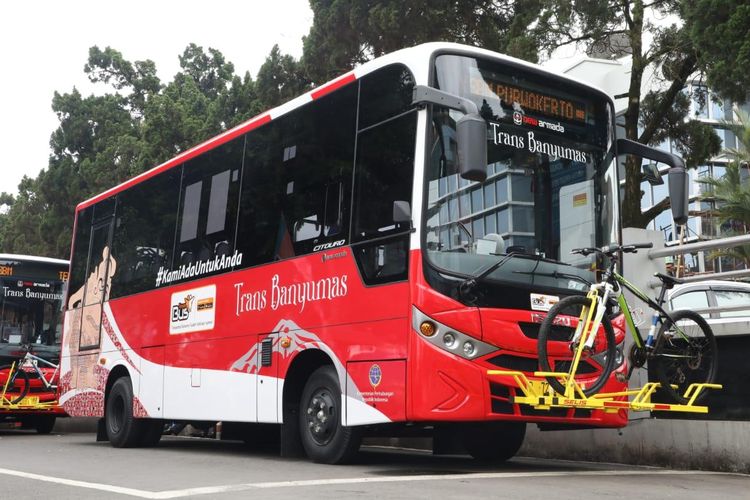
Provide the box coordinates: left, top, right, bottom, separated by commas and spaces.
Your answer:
214, 240, 231, 258
482, 233, 505, 255
197, 245, 211, 262
180, 251, 194, 267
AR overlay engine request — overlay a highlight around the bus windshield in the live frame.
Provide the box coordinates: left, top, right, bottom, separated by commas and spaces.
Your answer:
424, 54, 618, 294
0, 255, 67, 362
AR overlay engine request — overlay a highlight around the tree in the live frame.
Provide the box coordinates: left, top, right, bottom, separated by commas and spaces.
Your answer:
683, 0, 750, 103
0, 44, 265, 258
256, 45, 309, 109
301, 0, 544, 83
531, 0, 726, 228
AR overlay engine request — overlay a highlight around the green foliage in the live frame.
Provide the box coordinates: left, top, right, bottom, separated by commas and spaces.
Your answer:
683, 0, 750, 103
301, 0, 544, 83
256, 45, 309, 108
0, 44, 263, 258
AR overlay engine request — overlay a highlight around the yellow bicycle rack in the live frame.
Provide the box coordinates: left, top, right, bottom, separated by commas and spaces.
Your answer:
487, 369, 723, 414
1, 363, 59, 412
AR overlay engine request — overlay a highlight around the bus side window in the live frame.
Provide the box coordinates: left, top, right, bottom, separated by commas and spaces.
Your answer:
175, 138, 243, 279
110, 168, 181, 298
235, 82, 357, 267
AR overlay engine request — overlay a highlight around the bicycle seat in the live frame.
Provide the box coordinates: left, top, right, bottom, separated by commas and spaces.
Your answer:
654, 272, 685, 289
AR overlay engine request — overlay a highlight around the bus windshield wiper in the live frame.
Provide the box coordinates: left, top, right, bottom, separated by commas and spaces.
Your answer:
459, 252, 544, 296
512, 269, 592, 287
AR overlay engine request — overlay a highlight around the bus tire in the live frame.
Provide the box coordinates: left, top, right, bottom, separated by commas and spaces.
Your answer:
33, 415, 57, 434
299, 366, 362, 464
105, 377, 144, 448
461, 421, 526, 462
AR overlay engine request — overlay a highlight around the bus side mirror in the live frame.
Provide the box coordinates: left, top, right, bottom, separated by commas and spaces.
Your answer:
616, 138, 689, 225
456, 113, 488, 182
668, 167, 689, 225
413, 85, 488, 183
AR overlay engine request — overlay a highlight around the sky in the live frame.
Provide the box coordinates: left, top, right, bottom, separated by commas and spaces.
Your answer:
0, 0, 313, 196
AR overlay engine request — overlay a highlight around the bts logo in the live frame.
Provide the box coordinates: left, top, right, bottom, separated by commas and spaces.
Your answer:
172, 294, 194, 322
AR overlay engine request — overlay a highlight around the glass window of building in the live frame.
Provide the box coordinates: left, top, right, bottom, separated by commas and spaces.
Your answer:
496, 176, 508, 204
484, 182, 495, 207
510, 173, 533, 202
471, 187, 483, 212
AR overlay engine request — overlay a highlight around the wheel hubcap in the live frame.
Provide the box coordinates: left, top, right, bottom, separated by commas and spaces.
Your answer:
305, 390, 336, 445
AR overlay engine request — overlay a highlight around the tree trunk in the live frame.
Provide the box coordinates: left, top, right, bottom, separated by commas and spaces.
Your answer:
621, 0, 648, 229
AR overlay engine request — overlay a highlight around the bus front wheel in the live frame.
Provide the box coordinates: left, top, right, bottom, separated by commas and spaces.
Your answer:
461, 421, 526, 462
33, 415, 56, 434
299, 366, 362, 464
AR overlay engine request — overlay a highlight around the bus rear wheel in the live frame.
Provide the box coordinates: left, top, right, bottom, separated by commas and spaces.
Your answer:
106, 377, 146, 448
461, 421, 526, 462
299, 366, 361, 464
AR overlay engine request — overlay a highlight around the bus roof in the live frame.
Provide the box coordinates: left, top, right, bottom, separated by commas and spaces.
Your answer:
0, 253, 69, 266
75, 42, 611, 212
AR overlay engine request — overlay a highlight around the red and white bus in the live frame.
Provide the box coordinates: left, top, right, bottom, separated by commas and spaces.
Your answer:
1, 254, 68, 433
60, 42, 687, 463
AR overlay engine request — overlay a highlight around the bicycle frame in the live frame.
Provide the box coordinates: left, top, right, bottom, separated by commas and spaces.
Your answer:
612, 270, 674, 350
564, 266, 674, 397
20, 352, 60, 391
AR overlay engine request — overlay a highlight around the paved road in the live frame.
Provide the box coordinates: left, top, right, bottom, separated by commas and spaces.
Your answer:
1, 429, 748, 499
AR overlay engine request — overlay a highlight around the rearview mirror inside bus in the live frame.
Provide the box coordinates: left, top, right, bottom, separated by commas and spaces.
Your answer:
616, 138, 688, 225
393, 200, 411, 223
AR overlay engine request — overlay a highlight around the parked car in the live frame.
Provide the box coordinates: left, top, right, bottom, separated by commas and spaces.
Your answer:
669, 279, 750, 336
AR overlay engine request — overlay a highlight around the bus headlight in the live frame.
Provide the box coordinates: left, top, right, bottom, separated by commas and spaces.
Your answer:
443, 332, 457, 348
412, 306, 498, 361
463, 341, 476, 357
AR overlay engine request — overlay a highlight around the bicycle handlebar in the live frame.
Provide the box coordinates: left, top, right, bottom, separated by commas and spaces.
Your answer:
571, 242, 653, 257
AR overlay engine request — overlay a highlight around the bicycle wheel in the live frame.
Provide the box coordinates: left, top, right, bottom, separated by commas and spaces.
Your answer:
538, 295, 617, 397
0, 364, 30, 404
653, 310, 718, 404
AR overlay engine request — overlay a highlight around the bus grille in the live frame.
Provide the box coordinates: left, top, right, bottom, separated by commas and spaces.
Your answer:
519, 322, 575, 341
487, 354, 539, 372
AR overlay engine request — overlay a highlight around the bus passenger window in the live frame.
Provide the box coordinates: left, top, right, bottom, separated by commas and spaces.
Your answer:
109, 168, 180, 298
174, 137, 243, 281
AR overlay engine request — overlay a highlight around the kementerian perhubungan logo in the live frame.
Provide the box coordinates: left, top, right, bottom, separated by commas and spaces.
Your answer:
369, 364, 382, 389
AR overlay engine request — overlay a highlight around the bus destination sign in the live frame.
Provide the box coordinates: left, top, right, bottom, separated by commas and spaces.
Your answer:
471, 75, 587, 124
